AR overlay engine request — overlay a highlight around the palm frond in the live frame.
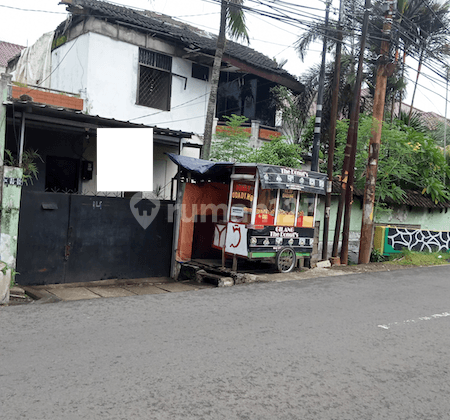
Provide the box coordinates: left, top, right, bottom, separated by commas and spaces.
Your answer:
226, 0, 249, 43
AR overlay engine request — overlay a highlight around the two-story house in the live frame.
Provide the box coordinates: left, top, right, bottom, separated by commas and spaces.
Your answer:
4, 0, 304, 285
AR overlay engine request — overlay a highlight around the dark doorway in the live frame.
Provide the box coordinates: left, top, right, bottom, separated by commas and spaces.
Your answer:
45, 156, 80, 192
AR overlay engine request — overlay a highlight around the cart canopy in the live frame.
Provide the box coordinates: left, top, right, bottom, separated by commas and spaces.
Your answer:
168, 154, 327, 195
167, 153, 233, 175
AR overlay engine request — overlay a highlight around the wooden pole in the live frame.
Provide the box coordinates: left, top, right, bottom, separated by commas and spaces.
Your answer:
358, 1, 394, 264
332, 0, 371, 262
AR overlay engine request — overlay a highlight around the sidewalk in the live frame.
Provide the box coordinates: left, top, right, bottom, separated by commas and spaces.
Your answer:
21, 277, 215, 304
12, 262, 416, 304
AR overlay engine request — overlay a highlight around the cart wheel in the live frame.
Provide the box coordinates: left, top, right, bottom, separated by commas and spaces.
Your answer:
276, 247, 296, 273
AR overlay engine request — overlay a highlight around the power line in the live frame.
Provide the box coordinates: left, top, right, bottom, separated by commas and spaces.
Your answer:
6, 0, 450, 115
0, 4, 67, 14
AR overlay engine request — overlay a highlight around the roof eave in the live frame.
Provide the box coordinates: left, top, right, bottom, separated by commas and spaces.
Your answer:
222, 55, 303, 93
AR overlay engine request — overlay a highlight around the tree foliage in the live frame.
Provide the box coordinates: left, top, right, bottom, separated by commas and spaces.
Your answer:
210, 114, 304, 168
333, 116, 450, 204
250, 137, 304, 168
210, 114, 252, 162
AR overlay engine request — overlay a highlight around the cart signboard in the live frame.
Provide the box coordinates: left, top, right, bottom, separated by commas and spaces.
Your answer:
257, 165, 327, 195
225, 223, 248, 257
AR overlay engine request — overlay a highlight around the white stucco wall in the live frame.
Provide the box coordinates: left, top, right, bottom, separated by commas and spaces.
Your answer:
51, 32, 210, 134
51, 35, 90, 99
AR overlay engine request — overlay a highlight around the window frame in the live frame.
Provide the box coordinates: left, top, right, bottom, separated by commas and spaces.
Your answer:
191, 63, 209, 81
136, 48, 173, 111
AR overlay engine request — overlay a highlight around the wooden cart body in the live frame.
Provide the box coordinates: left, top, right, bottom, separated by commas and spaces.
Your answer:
212, 163, 328, 272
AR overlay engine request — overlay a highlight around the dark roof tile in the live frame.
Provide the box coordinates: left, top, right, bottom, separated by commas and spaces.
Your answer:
332, 179, 450, 209
59, 0, 302, 90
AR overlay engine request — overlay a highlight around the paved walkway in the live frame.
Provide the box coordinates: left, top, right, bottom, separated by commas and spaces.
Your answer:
22, 277, 214, 303
16, 262, 419, 304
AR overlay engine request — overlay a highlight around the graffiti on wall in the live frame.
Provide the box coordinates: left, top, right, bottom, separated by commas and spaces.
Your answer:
387, 227, 450, 252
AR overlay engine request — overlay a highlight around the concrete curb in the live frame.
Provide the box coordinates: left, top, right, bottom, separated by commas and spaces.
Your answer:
22, 286, 62, 304
19, 263, 448, 304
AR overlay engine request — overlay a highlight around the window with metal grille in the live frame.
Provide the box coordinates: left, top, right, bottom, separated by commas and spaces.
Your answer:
137, 49, 172, 111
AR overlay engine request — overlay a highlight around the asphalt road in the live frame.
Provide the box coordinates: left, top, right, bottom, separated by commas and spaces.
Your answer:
1, 265, 450, 419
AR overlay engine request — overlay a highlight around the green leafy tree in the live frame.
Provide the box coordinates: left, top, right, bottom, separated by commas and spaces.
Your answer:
210, 114, 304, 168
333, 115, 450, 205
249, 137, 304, 168
210, 114, 252, 162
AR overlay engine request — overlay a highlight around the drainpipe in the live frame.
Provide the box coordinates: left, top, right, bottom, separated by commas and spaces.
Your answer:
18, 113, 25, 167
170, 171, 184, 279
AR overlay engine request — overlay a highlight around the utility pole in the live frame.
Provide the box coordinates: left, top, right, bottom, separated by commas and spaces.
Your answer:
331, 0, 371, 261
311, 0, 331, 172
444, 67, 448, 185
322, 0, 343, 260
358, 0, 395, 264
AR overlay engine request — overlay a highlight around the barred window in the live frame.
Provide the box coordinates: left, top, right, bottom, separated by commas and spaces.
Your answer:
137, 49, 172, 111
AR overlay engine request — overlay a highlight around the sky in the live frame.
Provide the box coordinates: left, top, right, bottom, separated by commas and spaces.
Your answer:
0, 0, 448, 117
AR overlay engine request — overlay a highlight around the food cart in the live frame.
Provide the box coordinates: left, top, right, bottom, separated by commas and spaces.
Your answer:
212, 163, 327, 272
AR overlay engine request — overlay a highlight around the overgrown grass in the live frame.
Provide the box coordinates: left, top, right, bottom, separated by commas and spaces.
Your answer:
387, 249, 450, 266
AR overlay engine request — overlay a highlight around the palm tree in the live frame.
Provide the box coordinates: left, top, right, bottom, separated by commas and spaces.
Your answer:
393, 0, 418, 113
201, 0, 249, 160
403, 0, 450, 124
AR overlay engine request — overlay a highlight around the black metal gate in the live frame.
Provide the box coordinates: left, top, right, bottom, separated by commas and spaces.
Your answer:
16, 191, 174, 286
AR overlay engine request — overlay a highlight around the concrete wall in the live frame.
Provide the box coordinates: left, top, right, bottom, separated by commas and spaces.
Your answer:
51, 34, 90, 100
0, 166, 23, 300
0, 262, 11, 305
51, 32, 211, 134
317, 196, 450, 262
382, 206, 450, 231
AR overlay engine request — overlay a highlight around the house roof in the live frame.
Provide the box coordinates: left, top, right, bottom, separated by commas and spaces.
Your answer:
332, 180, 450, 209
58, 0, 303, 93
6, 100, 193, 142
0, 41, 25, 67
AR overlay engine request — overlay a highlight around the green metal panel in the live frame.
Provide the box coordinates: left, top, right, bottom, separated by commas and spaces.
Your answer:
383, 228, 399, 255
249, 252, 276, 258
249, 251, 311, 259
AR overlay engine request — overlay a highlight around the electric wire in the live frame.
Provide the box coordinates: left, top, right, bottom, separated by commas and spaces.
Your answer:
3, 0, 450, 115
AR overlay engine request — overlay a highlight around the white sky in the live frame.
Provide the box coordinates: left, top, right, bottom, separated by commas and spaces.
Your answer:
0, 0, 448, 117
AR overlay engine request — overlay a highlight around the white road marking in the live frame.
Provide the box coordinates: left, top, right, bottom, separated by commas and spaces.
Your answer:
378, 311, 450, 330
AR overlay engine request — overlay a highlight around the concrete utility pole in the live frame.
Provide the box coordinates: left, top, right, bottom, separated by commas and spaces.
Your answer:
339, 0, 372, 264
311, 0, 331, 172
331, 0, 371, 262
444, 67, 448, 184
358, 0, 396, 264
322, 0, 343, 260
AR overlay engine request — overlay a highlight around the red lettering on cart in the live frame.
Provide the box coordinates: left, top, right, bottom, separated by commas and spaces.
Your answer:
230, 224, 242, 248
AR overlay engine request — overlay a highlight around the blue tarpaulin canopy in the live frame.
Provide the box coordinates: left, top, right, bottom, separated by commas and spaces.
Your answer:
167, 153, 233, 175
